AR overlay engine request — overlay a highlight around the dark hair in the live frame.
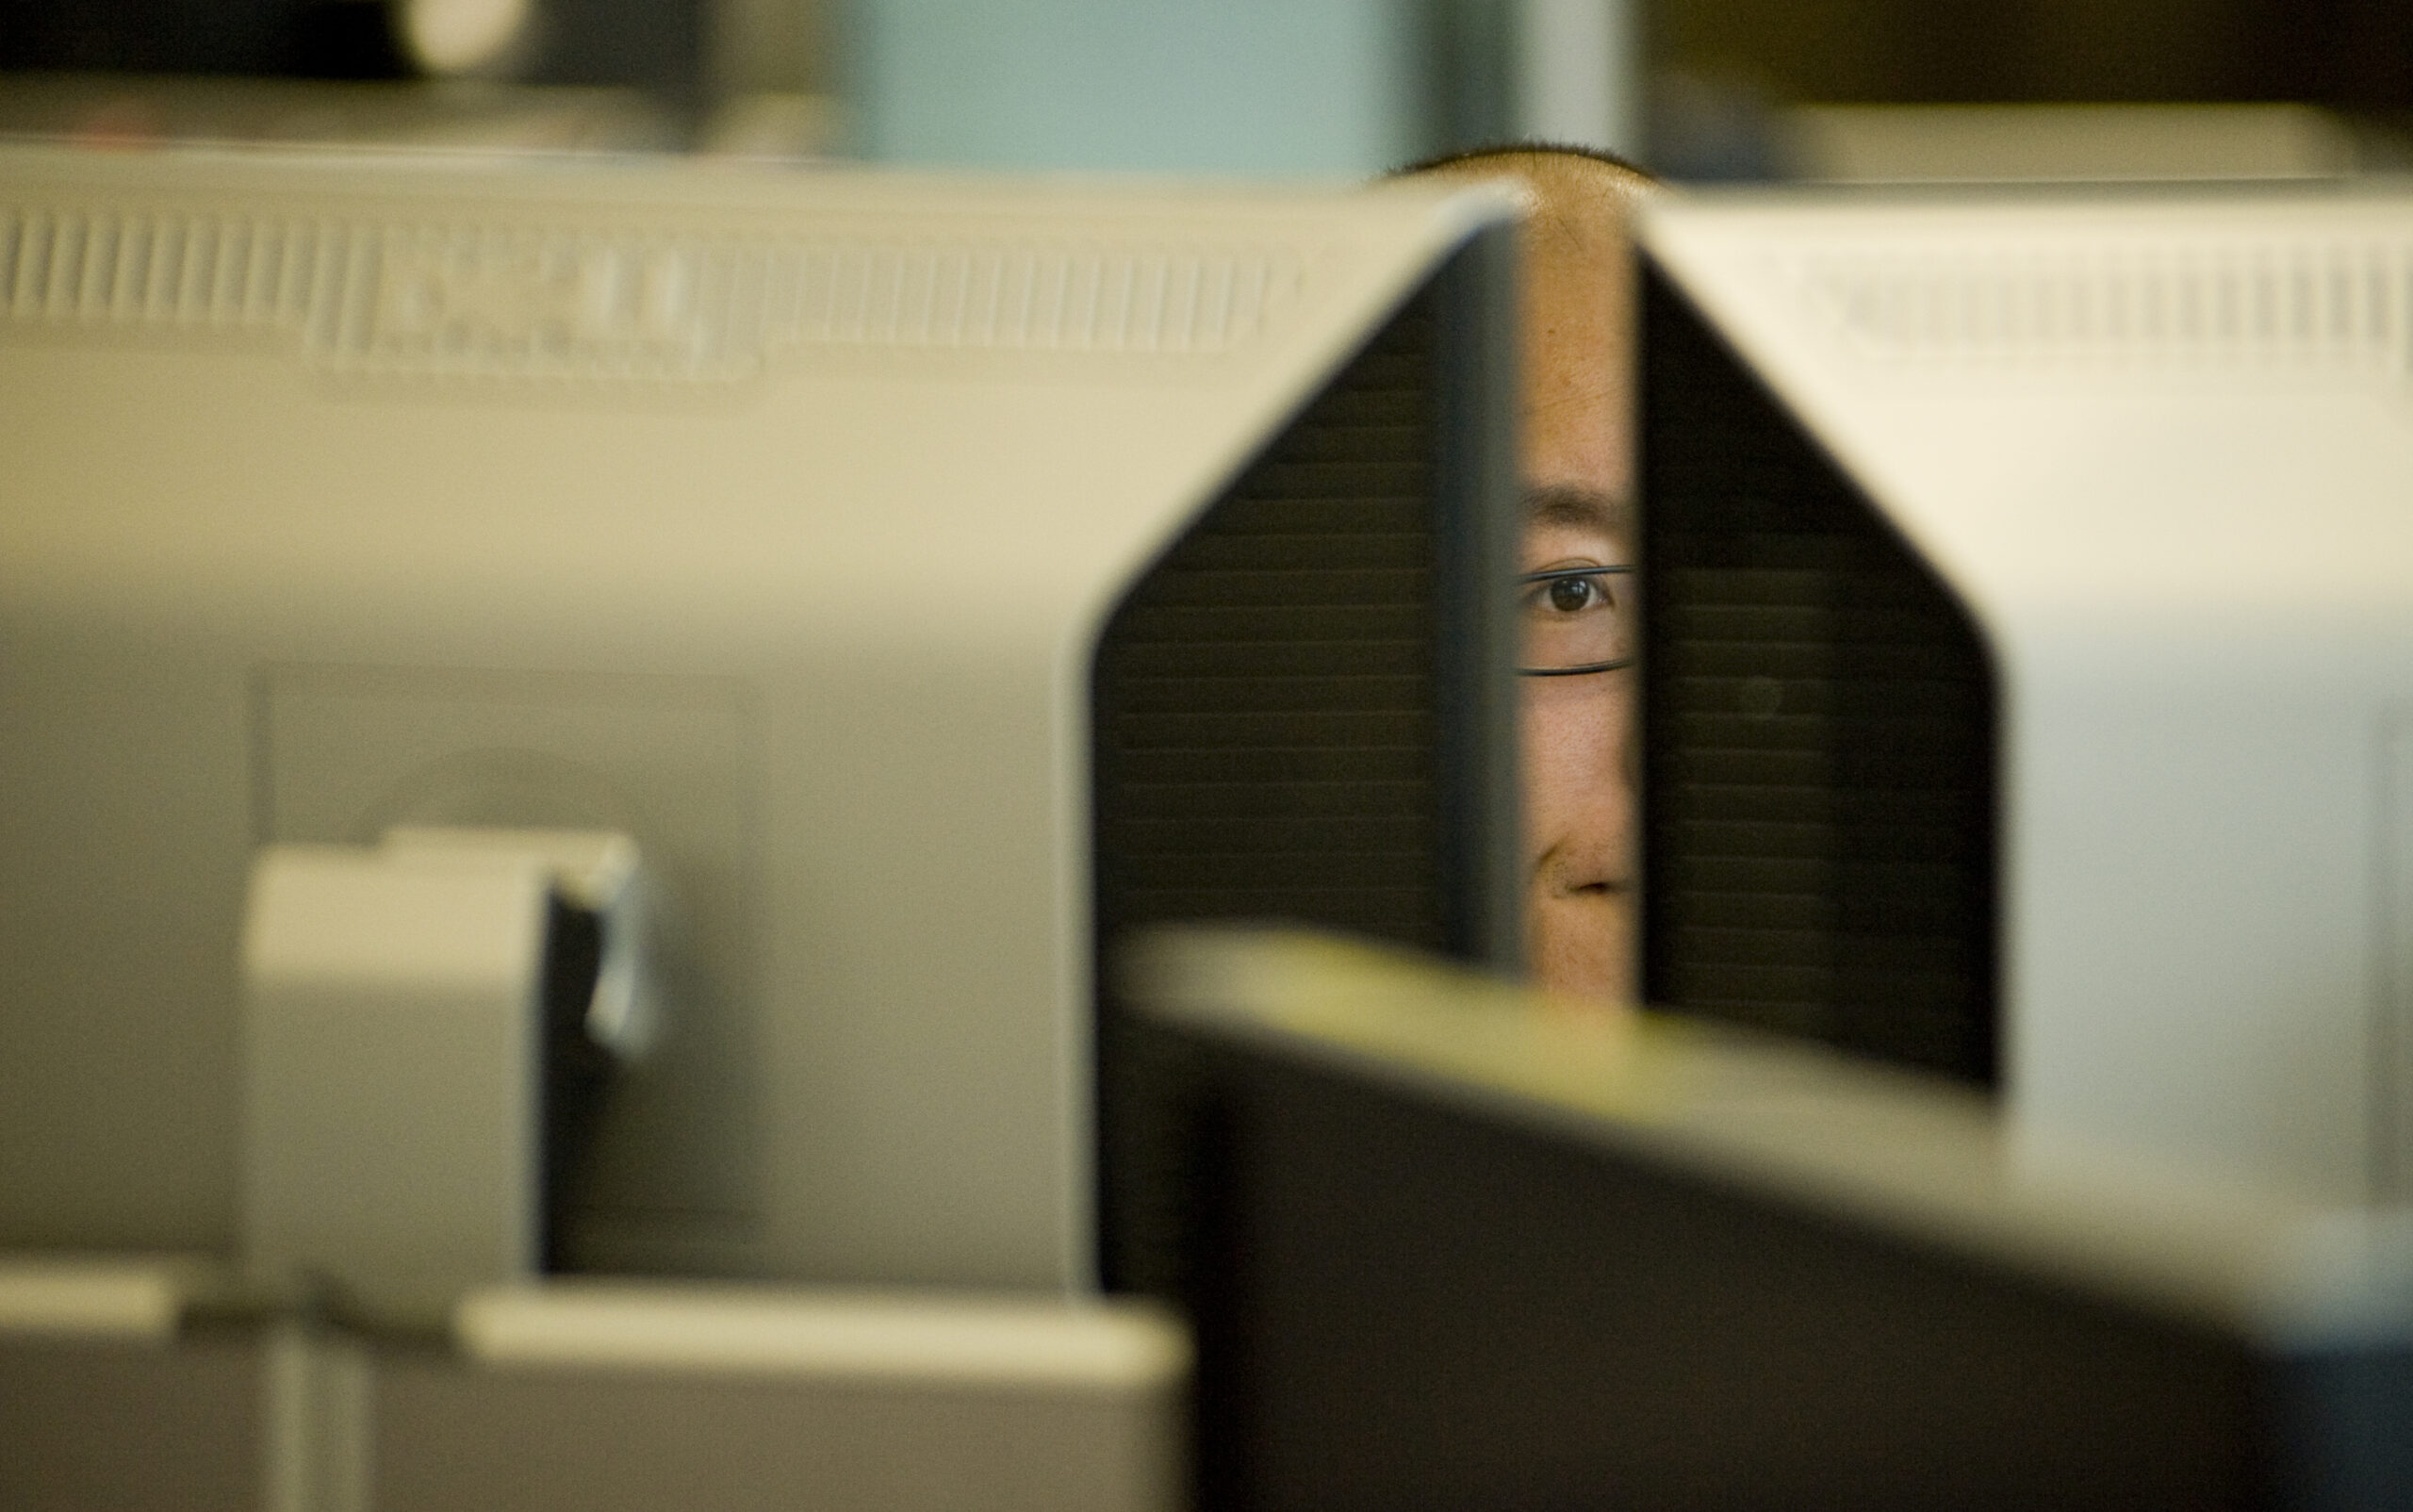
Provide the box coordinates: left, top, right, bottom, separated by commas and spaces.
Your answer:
1392, 140, 1658, 182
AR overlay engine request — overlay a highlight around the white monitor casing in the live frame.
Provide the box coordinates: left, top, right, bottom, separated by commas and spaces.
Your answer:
1642, 187, 2413, 1205
0, 146, 1516, 1294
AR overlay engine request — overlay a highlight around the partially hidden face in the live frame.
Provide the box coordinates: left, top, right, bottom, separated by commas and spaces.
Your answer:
1512, 165, 1647, 1003
1415, 149, 1650, 1003
1518, 487, 1635, 1002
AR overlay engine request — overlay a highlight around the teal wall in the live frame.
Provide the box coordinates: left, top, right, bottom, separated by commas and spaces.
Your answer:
844, 0, 1433, 177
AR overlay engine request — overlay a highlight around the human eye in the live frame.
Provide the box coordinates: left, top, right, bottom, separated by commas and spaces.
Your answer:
1521, 567, 1616, 617
1518, 565, 1633, 674
1539, 573, 1607, 615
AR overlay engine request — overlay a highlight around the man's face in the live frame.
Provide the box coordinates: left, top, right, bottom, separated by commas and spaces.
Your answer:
1511, 167, 1644, 1002
1416, 153, 1647, 1001
1520, 488, 1634, 1000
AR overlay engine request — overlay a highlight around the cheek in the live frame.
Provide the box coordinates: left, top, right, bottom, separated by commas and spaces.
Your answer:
1520, 681, 1630, 842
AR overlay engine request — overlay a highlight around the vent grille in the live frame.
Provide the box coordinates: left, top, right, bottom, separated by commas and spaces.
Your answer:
1093, 238, 1516, 1300
0, 205, 343, 337
1643, 262, 1999, 1083
1802, 239, 2413, 373
0, 203, 1303, 378
1093, 298, 1444, 945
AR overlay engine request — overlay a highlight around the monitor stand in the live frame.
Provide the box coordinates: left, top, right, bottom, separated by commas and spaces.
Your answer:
239, 829, 656, 1325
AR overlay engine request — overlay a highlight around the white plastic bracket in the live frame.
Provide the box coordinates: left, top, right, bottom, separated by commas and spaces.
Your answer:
239, 830, 656, 1324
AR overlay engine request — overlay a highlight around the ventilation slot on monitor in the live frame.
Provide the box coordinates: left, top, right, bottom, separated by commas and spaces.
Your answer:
1799, 238, 2413, 376
1093, 231, 1515, 1293
0, 202, 1305, 376
1640, 261, 2000, 1084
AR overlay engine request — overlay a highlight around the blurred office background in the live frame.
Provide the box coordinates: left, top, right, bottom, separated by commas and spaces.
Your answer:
0, 0, 2407, 179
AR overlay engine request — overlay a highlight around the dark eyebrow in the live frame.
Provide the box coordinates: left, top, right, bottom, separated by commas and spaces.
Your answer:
1524, 484, 1630, 542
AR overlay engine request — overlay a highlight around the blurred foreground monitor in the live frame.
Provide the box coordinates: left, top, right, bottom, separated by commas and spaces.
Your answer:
1126, 927, 2413, 1512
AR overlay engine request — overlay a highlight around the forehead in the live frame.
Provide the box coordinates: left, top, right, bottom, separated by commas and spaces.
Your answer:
1519, 175, 1642, 506
1414, 152, 1647, 268
1527, 483, 1628, 542
1411, 152, 1652, 506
